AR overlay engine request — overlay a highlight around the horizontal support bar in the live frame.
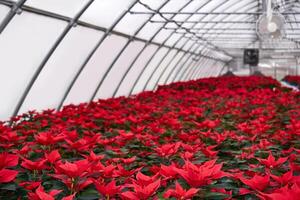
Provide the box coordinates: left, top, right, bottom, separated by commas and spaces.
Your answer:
152, 20, 300, 24
0, 0, 200, 56
130, 11, 300, 15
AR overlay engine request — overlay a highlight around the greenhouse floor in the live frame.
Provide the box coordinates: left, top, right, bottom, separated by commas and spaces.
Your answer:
1, 76, 300, 199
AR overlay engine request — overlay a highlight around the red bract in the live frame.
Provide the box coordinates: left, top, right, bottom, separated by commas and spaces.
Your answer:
269, 170, 293, 186
239, 174, 270, 191
28, 185, 62, 200
54, 159, 90, 178
34, 132, 65, 146
21, 158, 47, 171
45, 150, 61, 164
258, 153, 288, 168
163, 181, 199, 199
94, 179, 121, 198
258, 183, 300, 200
0, 169, 18, 183
175, 159, 227, 187
121, 179, 161, 200
0, 152, 18, 169
155, 142, 180, 158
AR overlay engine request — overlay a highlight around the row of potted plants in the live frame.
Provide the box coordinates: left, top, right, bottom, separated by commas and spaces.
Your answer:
0, 76, 300, 199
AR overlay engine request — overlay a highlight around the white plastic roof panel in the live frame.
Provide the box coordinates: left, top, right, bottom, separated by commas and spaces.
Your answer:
80, 0, 134, 28
146, 49, 177, 90
19, 27, 104, 114
24, 0, 90, 17
0, 5, 9, 22
115, 44, 158, 97
158, 51, 184, 85
63, 35, 128, 105
166, 53, 191, 84
114, 11, 151, 36
131, 47, 168, 94
95, 40, 145, 99
0, 12, 66, 120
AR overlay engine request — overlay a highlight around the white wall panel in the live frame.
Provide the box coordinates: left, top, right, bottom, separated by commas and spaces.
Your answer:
0, 12, 66, 121
132, 47, 168, 94
64, 35, 128, 105
95, 41, 144, 99
19, 27, 103, 114
116, 44, 158, 97
146, 49, 177, 90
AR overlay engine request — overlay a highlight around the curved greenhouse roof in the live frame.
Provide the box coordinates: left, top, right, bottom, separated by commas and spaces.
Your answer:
0, 0, 299, 120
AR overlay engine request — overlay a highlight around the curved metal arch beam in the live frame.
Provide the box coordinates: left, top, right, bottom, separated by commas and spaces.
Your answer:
137, 0, 233, 58
163, 50, 194, 84
182, 58, 212, 81
186, 57, 210, 80
206, 61, 221, 78
186, 58, 209, 80
192, 62, 225, 78
187, 57, 215, 80
152, 41, 204, 89
89, 0, 170, 102
196, 1, 259, 42
0, 0, 26, 34
154, 0, 246, 87
188, 59, 209, 80
190, 60, 207, 80
172, 53, 199, 82
57, 0, 140, 110
141, 0, 233, 91
128, 0, 215, 95
177, 56, 206, 81
10, 0, 95, 121
217, 63, 227, 77
158, 46, 197, 85
172, 46, 207, 82
188, 1, 258, 46
111, 0, 194, 97
184, 4, 258, 45
182, 53, 215, 81
190, 59, 215, 80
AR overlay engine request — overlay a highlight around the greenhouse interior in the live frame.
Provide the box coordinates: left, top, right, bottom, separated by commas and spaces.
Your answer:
1, 0, 300, 199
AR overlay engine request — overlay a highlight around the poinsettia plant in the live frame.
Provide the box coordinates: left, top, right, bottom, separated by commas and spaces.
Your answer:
0, 76, 300, 199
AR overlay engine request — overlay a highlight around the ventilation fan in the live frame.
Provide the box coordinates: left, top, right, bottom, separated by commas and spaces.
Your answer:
256, 0, 285, 40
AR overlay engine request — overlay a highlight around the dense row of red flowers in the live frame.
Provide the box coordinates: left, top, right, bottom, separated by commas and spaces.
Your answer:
282, 75, 300, 88
1, 76, 300, 199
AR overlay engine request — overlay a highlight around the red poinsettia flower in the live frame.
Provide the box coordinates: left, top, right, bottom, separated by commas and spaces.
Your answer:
0, 169, 18, 183
258, 153, 288, 168
163, 181, 199, 199
175, 159, 227, 187
239, 174, 270, 191
34, 131, 65, 146
269, 170, 293, 186
121, 179, 161, 200
45, 150, 61, 164
93, 179, 121, 198
54, 159, 90, 178
257, 183, 300, 200
27, 185, 62, 200
21, 158, 47, 171
0, 152, 18, 169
